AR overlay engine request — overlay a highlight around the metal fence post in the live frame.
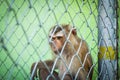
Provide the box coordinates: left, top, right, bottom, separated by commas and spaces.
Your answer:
98, 0, 117, 80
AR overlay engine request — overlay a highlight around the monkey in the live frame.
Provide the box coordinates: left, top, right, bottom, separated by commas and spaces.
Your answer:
30, 24, 93, 80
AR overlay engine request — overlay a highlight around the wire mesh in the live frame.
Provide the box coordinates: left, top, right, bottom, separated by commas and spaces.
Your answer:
0, 0, 119, 80
117, 0, 120, 79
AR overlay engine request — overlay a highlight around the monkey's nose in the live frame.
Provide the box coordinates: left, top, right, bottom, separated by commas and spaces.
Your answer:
49, 40, 56, 46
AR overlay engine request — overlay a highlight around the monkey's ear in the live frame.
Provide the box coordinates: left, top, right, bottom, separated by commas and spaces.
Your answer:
72, 28, 77, 35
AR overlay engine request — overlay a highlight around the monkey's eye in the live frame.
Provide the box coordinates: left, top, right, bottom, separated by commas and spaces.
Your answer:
52, 37, 56, 40
49, 36, 55, 41
56, 36, 62, 40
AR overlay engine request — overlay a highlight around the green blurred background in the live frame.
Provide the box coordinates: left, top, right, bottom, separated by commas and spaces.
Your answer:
0, 0, 119, 80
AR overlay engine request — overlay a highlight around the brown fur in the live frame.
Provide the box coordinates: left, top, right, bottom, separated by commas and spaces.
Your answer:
31, 24, 93, 80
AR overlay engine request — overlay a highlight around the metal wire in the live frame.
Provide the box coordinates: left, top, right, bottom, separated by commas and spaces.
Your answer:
0, 0, 119, 80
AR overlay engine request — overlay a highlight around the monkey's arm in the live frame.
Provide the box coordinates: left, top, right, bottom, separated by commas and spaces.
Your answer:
30, 60, 54, 80
87, 55, 93, 80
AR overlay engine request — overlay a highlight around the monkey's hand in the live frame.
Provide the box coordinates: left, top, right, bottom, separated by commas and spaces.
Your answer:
39, 68, 60, 80
63, 74, 72, 80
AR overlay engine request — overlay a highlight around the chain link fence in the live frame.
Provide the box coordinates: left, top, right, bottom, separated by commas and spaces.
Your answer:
117, 0, 120, 79
0, 0, 119, 80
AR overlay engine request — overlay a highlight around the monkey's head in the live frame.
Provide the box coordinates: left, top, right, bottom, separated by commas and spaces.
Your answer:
48, 24, 77, 54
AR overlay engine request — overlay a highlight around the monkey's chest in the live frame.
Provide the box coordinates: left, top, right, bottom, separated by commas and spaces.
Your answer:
58, 61, 68, 77
59, 62, 66, 72
58, 56, 74, 72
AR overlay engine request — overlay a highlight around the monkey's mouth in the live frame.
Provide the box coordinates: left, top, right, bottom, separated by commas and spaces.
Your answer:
52, 47, 59, 53
51, 46, 61, 54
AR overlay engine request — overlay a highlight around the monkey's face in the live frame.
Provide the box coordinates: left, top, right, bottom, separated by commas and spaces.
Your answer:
49, 31, 65, 54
